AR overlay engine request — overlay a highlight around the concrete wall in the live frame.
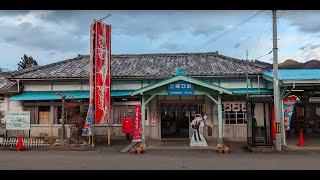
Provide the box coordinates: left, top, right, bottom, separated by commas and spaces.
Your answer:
22, 78, 268, 93
8, 100, 23, 111
203, 125, 247, 141
219, 77, 267, 89
23, 81, 87, 91
52, 82, 82, 91
24, 82, 52, 91
111, 81, 142, 90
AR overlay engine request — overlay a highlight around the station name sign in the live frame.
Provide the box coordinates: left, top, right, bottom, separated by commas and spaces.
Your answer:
168, 80, 194, 96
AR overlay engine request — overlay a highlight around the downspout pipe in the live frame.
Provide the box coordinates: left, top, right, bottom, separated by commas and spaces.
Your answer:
258, 75, 261, 93
17, 79, 20, 93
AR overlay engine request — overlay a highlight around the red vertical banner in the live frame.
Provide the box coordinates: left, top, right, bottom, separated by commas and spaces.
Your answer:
95, 21, 111, 124
133, 104, 142, 142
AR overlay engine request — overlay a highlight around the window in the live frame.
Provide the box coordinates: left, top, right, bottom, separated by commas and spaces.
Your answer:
38, 106, 50, 125
222, 102, 246, 124
54, 106, 63, 124
112, 105, 135, 124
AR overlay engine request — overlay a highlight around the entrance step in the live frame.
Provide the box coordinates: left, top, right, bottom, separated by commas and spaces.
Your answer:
120, 142, 138, 153
244, 145, 275, 152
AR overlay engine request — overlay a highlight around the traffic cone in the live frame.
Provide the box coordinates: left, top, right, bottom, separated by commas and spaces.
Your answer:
297, 129, 307, 146
16, 134, 24, 151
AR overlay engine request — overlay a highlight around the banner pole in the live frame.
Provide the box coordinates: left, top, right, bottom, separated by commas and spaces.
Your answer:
92, 122, 95, 148
108, 123, 111, 145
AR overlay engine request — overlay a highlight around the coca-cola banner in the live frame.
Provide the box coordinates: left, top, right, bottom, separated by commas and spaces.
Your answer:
82, 21, 96, 136
95, 21, 111, 124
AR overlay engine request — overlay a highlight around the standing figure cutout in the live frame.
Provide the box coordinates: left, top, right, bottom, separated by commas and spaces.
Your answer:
190, 114, 208, 146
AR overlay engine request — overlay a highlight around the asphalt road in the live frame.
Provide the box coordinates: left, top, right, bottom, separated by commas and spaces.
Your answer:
0, 149, 320, 170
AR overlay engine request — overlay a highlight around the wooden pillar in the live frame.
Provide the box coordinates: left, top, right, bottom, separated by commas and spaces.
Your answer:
141, 95, 146, 147
217, 93, 223, 144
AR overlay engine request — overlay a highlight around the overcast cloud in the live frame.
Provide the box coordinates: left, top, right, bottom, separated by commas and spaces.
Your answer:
0, 10, 320, 70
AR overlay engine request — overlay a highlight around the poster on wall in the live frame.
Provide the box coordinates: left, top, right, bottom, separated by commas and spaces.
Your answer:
232, 102, 240, 112
242, 102, 246, 111
283, 96, 297, 131
95, 20, 111, 124
224, 102, 231, 111
151, 115, 157, 125
6, 111, 30, 130
133, 104, 142, 142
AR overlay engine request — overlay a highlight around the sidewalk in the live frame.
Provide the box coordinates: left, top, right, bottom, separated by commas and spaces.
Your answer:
145, 139, 247, 153
285, 136, 320, 151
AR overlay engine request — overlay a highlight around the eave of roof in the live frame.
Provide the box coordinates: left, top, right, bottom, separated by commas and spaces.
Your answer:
131, 75, 232, 96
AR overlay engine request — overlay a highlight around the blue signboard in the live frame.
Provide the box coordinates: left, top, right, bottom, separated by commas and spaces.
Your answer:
168, 80, 194, 96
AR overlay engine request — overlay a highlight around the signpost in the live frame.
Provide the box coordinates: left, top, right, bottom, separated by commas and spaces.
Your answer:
6, 111, 30, 130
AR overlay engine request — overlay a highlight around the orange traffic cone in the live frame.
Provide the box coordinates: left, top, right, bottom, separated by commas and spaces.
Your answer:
297, 129, 307, 146
16, 134, 24, 151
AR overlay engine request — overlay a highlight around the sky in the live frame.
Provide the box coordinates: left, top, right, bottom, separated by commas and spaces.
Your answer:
0, 10, 320, 71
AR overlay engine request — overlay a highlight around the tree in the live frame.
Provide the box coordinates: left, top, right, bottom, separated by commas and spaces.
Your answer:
66, 100, 87, 143
18, 54, 38, 70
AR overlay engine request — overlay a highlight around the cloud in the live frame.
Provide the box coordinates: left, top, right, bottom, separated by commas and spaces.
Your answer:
310, 44, 320, 49
299, 44, 312, 50
191, 25, 225, 37
159, 42, 186, 52
1, 10, 316, 70
234, 42, 240, 48
285, 10, 320, 33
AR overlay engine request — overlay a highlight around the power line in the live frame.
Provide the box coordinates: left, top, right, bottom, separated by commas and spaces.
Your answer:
192, 10, 265, 53
99, 14, 112, 22
280, 10, 285, 18
253, 49, 273, 60
251, 14, 270, 59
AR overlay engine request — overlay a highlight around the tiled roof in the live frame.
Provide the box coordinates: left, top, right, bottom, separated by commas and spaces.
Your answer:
9, 65, 40, 76
12, 52, 264, 79
0, 73, 17, 92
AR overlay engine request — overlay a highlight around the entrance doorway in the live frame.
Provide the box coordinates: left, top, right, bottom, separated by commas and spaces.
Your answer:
160, 104, 200, 139
161, 111, 190, 138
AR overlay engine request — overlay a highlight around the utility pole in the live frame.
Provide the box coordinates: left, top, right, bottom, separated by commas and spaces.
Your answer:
272, 10, 281, 151
56, 93, 67, 140
246, 49, 249, 97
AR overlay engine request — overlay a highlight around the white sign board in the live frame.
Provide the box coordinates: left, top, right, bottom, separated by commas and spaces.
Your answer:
6, 111, 30, 130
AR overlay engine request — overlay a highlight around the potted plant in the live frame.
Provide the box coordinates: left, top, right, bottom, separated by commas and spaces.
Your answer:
136, 146, 143, 154
223, 145, 230, 154
130, 147, 136, 154
216, 144, 223, 154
